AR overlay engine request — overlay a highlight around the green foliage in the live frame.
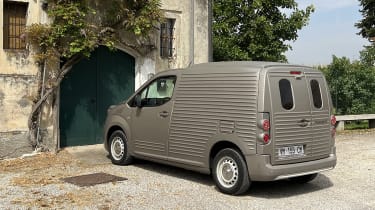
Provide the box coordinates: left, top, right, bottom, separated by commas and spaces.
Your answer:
320, 56, 375, 115
213, 0, 314, 62
26, 24, 58, 65
103, 0, 162, 36
26, 0, 162, 64
49, 0, 98, 58
355, 0, 375, 40
345, 120, 369, 130
360, 45, 375, 66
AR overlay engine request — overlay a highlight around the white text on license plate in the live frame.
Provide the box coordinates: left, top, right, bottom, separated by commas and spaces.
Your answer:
278, 145, 304, 157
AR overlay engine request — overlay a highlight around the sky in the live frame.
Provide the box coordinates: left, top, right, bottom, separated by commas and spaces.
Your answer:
285, 0, 370, 66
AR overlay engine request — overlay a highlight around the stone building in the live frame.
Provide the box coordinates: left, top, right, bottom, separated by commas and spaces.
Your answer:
0, 0, 212, 158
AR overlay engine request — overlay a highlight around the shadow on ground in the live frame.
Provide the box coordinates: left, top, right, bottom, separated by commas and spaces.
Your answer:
65, 144, 334, 197
246, 174, 334, 198
132, 159, 334, 197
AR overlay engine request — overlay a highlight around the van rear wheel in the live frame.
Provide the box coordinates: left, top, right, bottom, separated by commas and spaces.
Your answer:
212, 148, 250, 195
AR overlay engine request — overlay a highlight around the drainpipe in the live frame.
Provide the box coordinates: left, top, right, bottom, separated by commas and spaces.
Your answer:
189, 0, 195, 66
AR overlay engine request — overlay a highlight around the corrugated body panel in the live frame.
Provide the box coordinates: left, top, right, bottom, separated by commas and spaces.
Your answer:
310, 110, 331, 157
219, 120, 235, 134
272, 111, 330, 165
169, 72, 258, 160
134, 140, 165, 153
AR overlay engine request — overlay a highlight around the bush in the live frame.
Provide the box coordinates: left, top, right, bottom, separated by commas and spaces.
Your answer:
319, 54, 375, 115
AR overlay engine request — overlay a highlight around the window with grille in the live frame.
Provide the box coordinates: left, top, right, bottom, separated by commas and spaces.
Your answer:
3, 1, 28, 49
160, 19, 175, 58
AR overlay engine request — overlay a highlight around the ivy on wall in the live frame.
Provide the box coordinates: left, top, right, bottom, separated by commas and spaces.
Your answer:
25, 0, 163, 148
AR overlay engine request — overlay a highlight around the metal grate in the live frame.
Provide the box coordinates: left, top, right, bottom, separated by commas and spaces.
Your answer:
62, 172, 127, 187
3, 1, 28, 49
160, 19, 175, 58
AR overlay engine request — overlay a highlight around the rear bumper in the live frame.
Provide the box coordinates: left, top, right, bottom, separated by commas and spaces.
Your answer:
246, 148, 337, 181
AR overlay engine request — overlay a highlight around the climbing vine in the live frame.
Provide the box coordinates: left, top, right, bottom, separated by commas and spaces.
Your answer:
26, 0, 163, 148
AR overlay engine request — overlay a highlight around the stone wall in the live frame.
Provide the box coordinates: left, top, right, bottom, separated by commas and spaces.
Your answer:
0, 0, 44, 158
0, 131, 33, 159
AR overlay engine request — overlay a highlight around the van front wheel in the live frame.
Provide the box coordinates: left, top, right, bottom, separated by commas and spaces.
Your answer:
109, 130, 133, 165
212, 148, 250, 195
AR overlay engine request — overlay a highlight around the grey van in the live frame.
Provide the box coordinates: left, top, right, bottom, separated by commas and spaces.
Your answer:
103, 62, 337, 195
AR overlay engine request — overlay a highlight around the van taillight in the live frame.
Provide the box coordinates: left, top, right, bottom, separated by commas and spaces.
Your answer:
258, 113, 271, 144
331, 115, 336, 126
331, 115, 336, 138
263, 134, 270, 144
262, 119, 270, 131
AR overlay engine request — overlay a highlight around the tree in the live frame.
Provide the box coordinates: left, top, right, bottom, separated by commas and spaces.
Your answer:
26, 0, 162, 148
213, 0, 314, 62
360, 45, 375, 66
320, 56, 375, 115
321, 0, 375, 116
355, 0, 375, 40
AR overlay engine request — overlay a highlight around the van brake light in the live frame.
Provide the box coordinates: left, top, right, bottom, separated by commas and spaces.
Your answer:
263, 134, 270, 144
290, 71, 301, 75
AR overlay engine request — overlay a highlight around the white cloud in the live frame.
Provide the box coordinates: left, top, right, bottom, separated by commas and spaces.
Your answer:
297, 0, 359, 11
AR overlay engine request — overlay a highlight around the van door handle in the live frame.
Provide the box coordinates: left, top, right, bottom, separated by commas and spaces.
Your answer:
159, 111, 169, 118
298, 119, 310, 127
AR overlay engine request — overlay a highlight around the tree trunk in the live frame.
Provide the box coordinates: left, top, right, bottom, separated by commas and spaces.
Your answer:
28, 54, 83, 148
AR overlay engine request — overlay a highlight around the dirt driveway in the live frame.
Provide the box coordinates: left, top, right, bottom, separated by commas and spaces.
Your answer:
1, 130, 374, 209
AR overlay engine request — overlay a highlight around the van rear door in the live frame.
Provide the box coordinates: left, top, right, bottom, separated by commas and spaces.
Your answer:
306, 73, 332, 159
268, 69, 331, 165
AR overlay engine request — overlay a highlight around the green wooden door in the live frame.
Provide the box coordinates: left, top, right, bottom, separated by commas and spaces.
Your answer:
60, 47, 135, 147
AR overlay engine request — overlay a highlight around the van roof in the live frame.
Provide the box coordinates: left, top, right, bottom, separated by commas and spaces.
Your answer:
190, 61, 312, 69
157, 61, 317, 76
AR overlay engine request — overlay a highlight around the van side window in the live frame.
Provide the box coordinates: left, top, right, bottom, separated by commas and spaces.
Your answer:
310, 80, 322, 109
279, 79, 294, 110
132, 76, 176, 107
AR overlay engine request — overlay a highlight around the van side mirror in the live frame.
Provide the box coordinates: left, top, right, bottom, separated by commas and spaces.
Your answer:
135, 94, 142, 108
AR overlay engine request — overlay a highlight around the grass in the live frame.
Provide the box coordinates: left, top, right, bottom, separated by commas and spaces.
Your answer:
344, 120, 369, 130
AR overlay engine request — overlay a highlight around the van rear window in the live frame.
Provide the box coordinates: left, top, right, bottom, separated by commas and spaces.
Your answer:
310, 80, 322, 108
279, 79, 294, 110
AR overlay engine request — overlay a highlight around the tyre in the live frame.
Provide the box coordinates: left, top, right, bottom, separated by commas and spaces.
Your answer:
109, 130, 133, 165
289, 173, 318, 184
212, 148, 251, 195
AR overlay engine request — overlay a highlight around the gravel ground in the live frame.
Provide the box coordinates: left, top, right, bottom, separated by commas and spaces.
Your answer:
0, 130, 374, 209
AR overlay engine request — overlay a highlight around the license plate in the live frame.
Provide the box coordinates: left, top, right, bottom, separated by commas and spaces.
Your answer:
278, 145, 304, 157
